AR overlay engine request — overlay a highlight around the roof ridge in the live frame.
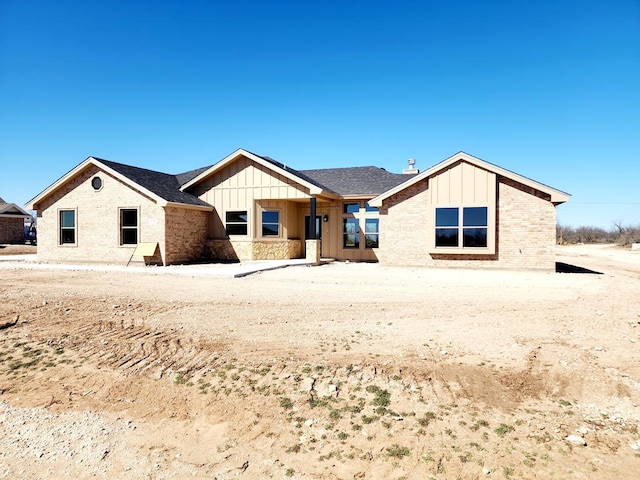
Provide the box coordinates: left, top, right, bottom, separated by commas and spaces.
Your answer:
301, 165, 389, 171
95, 157, 174, 177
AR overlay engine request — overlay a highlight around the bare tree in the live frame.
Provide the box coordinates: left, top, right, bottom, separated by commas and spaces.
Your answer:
612, 220, 626, 236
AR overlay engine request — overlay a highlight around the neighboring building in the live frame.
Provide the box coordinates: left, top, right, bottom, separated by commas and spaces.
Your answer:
27, 149, 570, 270
0, 197, 32, 244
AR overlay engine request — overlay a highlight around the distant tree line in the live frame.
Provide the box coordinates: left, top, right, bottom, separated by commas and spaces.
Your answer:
557, 222, 640, 246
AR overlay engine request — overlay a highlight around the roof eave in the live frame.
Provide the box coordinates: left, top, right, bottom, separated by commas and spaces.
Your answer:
341, 194, 376, 200
181, 148, 324, 195
316, 189, 340, 200
0, 213, 32, 218
370, 152, 571, 207
0, 203, 32, 217
164, 201, 213, 211
27, 157, 170, 210
27, 157, 94, 210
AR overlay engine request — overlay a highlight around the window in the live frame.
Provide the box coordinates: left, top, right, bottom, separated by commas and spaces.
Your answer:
343, 202, 360, 214
91, 176, 103, 191
365, 218, 379, 248
341, 201, 380, 251
462, 207, 488, 247
59, 210, 76, 244
435, 207, 488, 248
120, 209, 138, 245
343, 218, 359, 248
262, 210, 279, 236
226, 211, 247, 235
435, 208, 459, 247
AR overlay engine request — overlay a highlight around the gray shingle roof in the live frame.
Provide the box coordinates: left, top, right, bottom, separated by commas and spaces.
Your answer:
92, 153, 413, 205
252, 151, 412, 196
175, 165, 213, 186
299, 166, 412, 196
96, 158, 211, 207
254, 153, 336, 193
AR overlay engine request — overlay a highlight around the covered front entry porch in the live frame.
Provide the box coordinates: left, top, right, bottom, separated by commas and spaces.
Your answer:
205, 196, 337, 263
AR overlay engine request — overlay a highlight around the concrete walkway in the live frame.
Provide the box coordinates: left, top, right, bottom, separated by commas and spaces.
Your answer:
0, 255, 332, 278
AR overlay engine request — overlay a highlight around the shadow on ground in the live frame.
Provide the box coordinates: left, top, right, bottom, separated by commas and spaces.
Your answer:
556, 262, 603, 275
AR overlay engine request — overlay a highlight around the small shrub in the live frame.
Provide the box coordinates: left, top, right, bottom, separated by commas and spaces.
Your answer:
471, 419, 489, 431
308, 396, 329, 409
361, 414, 379, 424
459, 452, 472, 463
174, 372, 188, 385
386, 444, 410, 458
366, 386, 391, 407
494, 424, 515, 437
329, 409, 341, 421
286, 444, 301, 453
418, 411, 437, 426
280, 397, 294, 410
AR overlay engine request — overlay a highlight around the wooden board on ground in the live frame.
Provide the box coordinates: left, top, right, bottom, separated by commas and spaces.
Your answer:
127, 242, 159, 266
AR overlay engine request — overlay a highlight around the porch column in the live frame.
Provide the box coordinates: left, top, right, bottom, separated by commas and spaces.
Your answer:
305, 197, 320, 265
309, 197, 316, 239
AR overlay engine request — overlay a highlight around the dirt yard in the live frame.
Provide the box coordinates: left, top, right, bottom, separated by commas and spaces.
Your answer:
1, 244, 639, 479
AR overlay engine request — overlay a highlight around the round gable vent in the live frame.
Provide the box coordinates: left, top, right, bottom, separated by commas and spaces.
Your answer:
91, 176, 103, 191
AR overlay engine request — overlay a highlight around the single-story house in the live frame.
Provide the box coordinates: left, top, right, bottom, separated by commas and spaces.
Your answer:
27, 149, 570, 270
0, 197, 32, 244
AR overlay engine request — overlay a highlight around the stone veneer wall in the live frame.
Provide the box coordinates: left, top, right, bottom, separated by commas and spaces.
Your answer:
206, 239, 302, 261
36, 165, 167, 264
0, 217, 25, 244
377, 177, 557, 270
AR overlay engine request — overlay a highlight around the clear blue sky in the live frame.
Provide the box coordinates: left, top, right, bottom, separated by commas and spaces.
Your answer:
1, 0, 638, 228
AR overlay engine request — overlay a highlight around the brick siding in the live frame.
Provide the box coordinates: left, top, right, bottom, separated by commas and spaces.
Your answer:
164, 207, 208, 264
376, 179, 431, 265
36, 165, 168, 264
377, 176, 557, 270
0, 217, 25, 244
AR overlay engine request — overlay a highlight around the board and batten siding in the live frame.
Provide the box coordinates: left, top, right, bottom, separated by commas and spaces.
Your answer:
192, 156, 312, 238
427, 161, 497, 254
429, 161, 496, 206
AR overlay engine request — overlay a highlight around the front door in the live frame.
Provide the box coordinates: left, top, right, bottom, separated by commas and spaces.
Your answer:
305, 215, 322, 256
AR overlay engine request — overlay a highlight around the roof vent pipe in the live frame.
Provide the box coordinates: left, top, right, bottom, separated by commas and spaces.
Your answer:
403, 158, 419, 175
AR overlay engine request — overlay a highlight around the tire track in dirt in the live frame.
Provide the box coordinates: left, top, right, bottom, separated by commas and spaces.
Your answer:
40, 318, 228, 378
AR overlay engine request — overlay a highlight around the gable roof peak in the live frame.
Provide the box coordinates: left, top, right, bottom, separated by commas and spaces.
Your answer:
27, 156, 212, 210
180, 148, 333, 196
369, 151, 571, 207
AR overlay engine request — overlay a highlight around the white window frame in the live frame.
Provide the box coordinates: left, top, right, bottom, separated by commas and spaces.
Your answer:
430, 205, 495, 255
225, 210, 248, 236
364, 218, 379, 249
119, 207, 139, 246
58, 208, 77, 246
341, 200, 380, 250
261, 209, 281, 238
